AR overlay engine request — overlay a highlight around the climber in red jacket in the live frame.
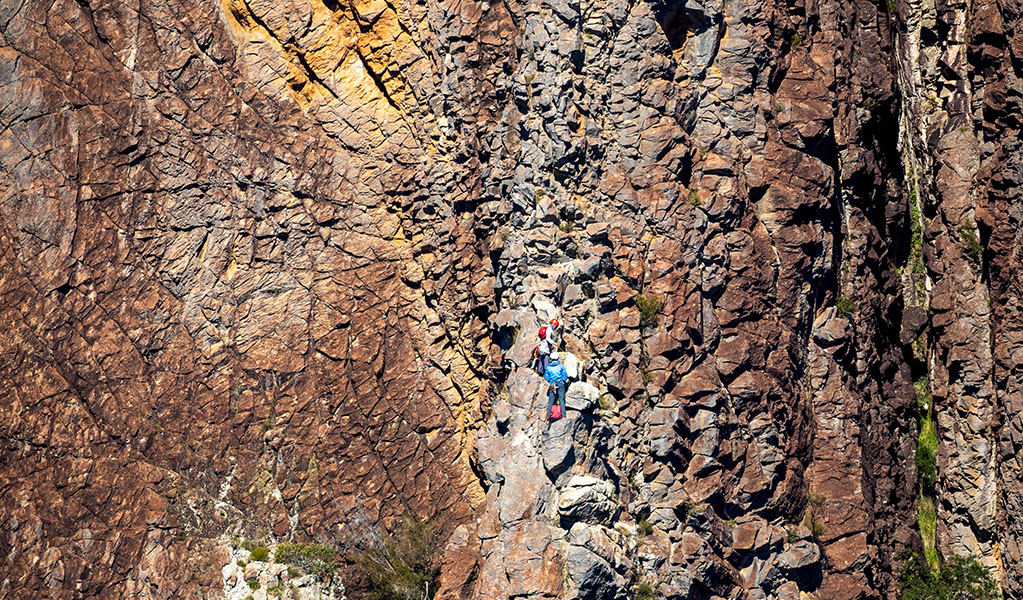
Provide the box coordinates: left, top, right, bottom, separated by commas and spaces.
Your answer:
534, 318, 559, 375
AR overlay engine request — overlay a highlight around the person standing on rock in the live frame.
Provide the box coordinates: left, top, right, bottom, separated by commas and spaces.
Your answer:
535, 318, 559, 375
544, 351, 568, 421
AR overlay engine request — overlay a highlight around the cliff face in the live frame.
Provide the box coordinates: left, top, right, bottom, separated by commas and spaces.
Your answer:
892, 0, 1023, 592
0, 0, 1020, 597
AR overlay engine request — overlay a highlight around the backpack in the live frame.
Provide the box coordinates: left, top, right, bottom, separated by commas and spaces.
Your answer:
549, 401, 562, 420
538, 325, 548, 339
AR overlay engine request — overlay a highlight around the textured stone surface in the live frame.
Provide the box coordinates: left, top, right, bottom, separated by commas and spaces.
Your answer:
893, 0, 1023, 594
1, 0, 1021, 596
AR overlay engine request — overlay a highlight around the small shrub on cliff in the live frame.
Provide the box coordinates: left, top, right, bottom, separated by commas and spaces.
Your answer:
274, 542, 338, 581
246, 577, 260, 590
353, 514, 441, 600
836, 295, 858, 318
637, 518, 654, 536
249, 545, 270, 562
804, 491, 827, 538
636, 294, 664, 326
957, 222, 983, 264
633, 580, 657, 600
899, 552, 999, 600
688, 189, 701, 206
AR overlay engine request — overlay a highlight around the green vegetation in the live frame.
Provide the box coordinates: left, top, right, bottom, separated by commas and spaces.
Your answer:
786, 525, 800, 543
916, 410, 938, 495
791, 33, 803, 48
915, 376, 939, 570
243, 595, 254, 600
246, 578, 260, 590
640, 365, 653, 384
863, 97, 876, 112
899, 553, 999, 600
636, 294, 664, 326
275, 542, 338, 582
288, 565, 300, 578
633, 582, 656, 600
804, 491, 827, 538
598, 394, 613, 411
354, 515, 441, 600
559, 220, 575, 234
927, 95, 939, 108
637, 518, 654, 536
957, 222, 983, 264
680, 500, 705, 518
249, 545, 270, 562
836, 295, 859, 318
688, 188, 701, 206
908, 186, 926, 306
237, 559, 247, 567
918, 496, 939, 571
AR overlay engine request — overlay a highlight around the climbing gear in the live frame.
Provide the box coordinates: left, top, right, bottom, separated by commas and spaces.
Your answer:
549, 400, 562, 421
538, 325, 548, 339
532, 345, 544, 375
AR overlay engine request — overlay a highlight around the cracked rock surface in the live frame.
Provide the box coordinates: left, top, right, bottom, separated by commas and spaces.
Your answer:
1, 0, 1021, 597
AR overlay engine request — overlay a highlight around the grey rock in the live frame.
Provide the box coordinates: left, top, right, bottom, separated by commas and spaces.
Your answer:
565, 381, 599, 410
558, 475, 620, 525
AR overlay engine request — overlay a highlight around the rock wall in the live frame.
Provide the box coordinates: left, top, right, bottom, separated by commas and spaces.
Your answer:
891, 0, 1023, 594
0, 0, 1020, 598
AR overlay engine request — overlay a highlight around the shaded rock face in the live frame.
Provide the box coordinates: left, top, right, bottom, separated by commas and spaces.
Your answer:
892, 0, 1023, 594
1, 0, 1020, 600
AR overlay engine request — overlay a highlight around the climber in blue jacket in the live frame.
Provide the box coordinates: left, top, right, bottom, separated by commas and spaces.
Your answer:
544, 352, 568, 421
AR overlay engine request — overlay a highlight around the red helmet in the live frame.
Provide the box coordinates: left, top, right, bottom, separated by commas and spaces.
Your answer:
549, 318, 559, 327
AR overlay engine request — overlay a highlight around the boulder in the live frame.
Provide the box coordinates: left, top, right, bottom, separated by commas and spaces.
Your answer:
541, 417, 577, 479
562, 351, 581, 379
565, 381, 599, 410
565, 523, 628, 600
558, 476, 620, 525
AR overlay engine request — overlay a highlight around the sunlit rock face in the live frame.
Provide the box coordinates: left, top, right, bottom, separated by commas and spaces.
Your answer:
1, 0, 1021, 597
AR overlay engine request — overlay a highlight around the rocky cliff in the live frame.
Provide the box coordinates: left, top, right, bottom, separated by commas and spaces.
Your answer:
0, 0, 1020, 597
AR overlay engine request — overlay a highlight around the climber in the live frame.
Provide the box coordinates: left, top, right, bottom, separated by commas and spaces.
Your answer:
534, 318, 560, 376
544, 351, 568, 421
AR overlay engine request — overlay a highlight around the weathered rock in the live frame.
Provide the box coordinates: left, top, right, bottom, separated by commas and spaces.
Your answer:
558, 476, 619, 526
565, 381, 600, 411
2, 0, 1019, 595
